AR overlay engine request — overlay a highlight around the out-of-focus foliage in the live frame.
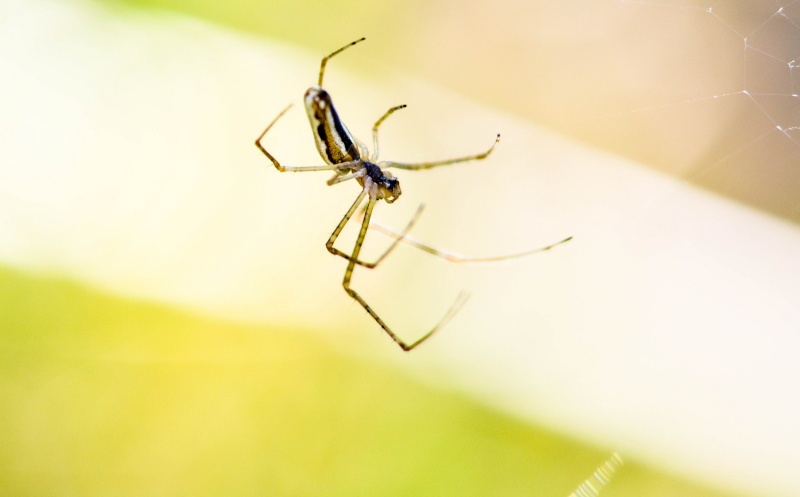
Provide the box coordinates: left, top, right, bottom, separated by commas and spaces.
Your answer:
0, 265, 736, 497
106, 0, 419, 56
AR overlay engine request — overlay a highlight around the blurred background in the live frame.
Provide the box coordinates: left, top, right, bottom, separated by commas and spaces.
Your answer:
2, 0, 799, 496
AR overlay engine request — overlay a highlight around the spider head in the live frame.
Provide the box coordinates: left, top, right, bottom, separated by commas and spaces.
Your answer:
362, 163, 402, 203
381, 176, 402, 204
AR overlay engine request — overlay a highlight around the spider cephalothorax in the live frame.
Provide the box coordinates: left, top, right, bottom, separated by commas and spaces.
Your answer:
360, 162, 401, 203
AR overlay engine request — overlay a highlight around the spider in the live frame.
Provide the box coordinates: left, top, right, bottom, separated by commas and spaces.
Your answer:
255, 38, 571, 351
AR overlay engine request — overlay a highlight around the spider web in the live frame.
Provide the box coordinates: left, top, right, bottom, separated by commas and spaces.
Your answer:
565, 0, 800, 222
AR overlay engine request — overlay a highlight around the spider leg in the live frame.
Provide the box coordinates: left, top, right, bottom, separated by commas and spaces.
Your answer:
255, 104, 361, 172
326, 191, 425, 268
368, 221, 573, 263
341, 196, 470, 351
371, 104, 407, 162
327, 168, 365, 186
318, 37, 365, 87
381, 134, 500, 171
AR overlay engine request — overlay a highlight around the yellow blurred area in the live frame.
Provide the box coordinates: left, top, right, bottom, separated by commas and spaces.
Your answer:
111, 0, 800, 224
0, 266, 730, 497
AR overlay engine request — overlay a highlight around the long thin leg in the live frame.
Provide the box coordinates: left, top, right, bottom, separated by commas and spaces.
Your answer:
369, 221, 573, 263
327, 169, 365, 186
318, 37, 366, 86
341, 197, 469, 351
326, 191, 426, 268
371, 104, 407, 161
255, 104, 361, 172
382, 134, 500, 171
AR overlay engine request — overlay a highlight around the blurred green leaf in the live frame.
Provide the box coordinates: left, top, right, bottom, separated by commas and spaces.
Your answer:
0, 266, 742, 497
104, 0, 421, 53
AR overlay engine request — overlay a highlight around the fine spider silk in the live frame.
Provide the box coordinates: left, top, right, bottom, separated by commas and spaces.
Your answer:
256, 38, 571, 351
568, 453, 623, 497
